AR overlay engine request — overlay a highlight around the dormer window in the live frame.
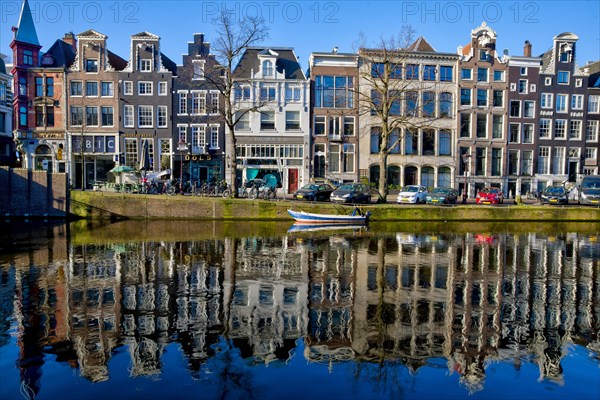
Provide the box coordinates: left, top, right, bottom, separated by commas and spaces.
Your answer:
192, 60, 205, 80
140, 59, 151, 72
559, 43, 573, 62
262, 60, 273, 77
86, 59, 98, 72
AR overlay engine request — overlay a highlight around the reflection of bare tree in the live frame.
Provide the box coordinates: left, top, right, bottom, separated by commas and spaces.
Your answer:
2, 230, 599, 394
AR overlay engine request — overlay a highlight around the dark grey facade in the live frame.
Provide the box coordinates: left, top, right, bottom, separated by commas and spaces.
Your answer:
118, 32, 175, 175
505, 41, 541, 198
536, 32, 589, 193
172, 33, 225, 183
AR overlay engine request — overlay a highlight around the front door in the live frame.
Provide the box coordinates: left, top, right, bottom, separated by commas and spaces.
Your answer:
288, 169, 298, 193
568, 161, 578, 182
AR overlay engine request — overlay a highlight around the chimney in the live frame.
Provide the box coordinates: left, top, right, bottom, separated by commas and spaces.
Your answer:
63, 32, 77, 52
524, 40, 532, 57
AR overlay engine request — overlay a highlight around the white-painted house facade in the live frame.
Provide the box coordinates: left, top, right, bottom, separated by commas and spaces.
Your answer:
230, 47, 310, 194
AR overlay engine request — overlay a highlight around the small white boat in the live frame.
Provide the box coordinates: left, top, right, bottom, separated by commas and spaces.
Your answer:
287, 208, 370, 224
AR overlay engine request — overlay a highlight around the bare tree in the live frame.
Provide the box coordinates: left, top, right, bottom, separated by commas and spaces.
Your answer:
356, 27, 454, 202
203, 11, 269, 197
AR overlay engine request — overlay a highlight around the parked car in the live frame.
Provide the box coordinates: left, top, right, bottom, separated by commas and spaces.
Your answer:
397, 185, 428, 204
293, 183, 334, 201
475, 187, 504, 204
426, 187, 458, 205
578, 175, 600, 205
330, 183, 371, 204
540, 185, 568, 205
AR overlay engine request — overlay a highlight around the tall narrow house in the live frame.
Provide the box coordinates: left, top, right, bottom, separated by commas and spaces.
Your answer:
173, 33, 225, 183
119, 32, 176, 176
308, 50, 360, 185
231, 47, 309, 194
505, 41, 541, 198
457, 23, 509, 197
65, 30, 126, 189
536, 33, 589, 193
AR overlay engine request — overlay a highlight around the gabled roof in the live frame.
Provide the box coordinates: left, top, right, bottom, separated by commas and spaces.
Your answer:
77, 29, 107, 39
41, 39, 76, 68
233, 47, 305, 79
131, 31, 160, 40
108, 51, 127, 71
160, 53, 177, 74
14, 0, 40, 46
407, 36, 436, 52
586, 61, 600, 88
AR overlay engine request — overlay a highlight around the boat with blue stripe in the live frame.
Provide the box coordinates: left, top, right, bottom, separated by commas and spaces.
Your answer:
287, 208, 370, 224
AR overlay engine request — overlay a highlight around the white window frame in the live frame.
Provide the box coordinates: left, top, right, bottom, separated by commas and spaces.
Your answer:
140, 59, 152, 72
571, 94, 584, 110
585, 148, 597, 161
589, 96, 600, 113
556, 94, 568, 113
557, 71, 570, 85
101, 81, 114, 97
539, 119, 552, 139
158, 81, 167, 96
541, 93, 553, 109
138, 105, 154, 128
123, 81, 133, 96
138, 81, 153, 96
210, 91, 219, 115
210, 125, 219, 149
178, 91, 188, 115
157, 105, 168, 128
192, 60, 205, 80
554, 119, 567, 139
124, 105, 134, 127
178, 125, 187, 143
586, 120, 598, 142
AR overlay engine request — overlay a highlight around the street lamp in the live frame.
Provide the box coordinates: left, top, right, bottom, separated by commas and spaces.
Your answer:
178, 140, 189, 194
461, 153, 471, 204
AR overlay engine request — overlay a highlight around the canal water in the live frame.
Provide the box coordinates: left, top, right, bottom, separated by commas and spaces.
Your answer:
0, 220, 598, 400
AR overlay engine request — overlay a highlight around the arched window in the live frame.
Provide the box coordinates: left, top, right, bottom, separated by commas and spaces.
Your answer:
404, 166, 417, 186
262, 60, 273, 77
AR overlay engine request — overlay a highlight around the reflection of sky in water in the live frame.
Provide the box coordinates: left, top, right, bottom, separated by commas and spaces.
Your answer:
0, 224, 598, 400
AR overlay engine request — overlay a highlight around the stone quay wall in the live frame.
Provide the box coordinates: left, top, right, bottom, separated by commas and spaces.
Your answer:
0, 167, 69, 218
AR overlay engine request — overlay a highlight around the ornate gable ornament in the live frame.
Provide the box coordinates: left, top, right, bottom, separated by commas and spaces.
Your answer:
70, 30, 108, 72
470, 22, 497, 41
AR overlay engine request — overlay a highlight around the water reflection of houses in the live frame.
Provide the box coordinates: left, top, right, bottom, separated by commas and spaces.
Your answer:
68, 244, 122, 382
228, 237, 308, 364
304, 236, 357, 367
1, 230, 598, 393
353, 235, 456, 370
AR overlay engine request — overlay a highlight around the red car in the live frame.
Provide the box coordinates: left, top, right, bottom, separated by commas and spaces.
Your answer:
475, 187, 504, 204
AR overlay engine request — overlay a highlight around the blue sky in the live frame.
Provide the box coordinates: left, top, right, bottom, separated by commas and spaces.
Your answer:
1, 0, 599, 69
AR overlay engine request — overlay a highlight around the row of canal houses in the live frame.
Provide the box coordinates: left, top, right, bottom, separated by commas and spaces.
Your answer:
2, 0, 600, 196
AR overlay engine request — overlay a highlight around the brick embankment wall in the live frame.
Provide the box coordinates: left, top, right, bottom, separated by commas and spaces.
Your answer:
0, 167, 68, 217
69, 191, 600, 223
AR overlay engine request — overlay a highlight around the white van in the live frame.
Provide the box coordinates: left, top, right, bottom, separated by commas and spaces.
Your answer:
579, 176, 600, 205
